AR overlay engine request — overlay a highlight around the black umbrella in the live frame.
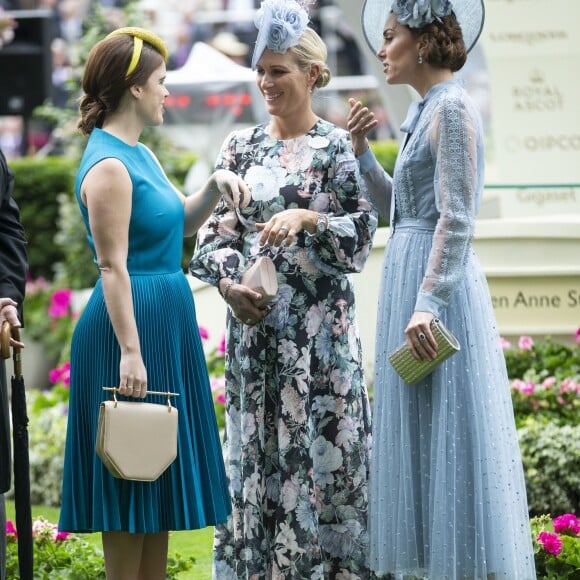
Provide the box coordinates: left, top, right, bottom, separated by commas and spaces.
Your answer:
1, 320, 33, 580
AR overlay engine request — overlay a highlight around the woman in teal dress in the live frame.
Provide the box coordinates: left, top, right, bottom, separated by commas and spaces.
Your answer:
58, 27, 248, 579
347, 1, 536, 578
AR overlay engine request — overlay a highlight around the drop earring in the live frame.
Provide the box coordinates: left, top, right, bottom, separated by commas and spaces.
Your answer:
418, 53, 423, 64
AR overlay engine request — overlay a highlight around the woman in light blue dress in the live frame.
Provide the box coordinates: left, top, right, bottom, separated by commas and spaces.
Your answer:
347, 1, 536, 578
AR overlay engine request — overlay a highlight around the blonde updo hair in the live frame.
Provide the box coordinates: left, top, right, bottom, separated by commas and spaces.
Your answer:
290, 27, 331, 91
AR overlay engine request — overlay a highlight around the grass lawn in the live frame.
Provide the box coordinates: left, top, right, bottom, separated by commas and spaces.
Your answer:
5, 501, 214, 579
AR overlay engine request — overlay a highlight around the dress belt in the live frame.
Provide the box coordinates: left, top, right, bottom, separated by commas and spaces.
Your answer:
391, 218, 437, 233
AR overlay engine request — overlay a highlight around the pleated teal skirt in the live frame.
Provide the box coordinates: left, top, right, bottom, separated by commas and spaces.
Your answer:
59, 271, 231, 533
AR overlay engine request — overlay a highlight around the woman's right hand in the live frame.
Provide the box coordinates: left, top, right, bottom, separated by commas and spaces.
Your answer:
347, 98, 379, 157
220, 280, 269, 327
118, 351, 147, 399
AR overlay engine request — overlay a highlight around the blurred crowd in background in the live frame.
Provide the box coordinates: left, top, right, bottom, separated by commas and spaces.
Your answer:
0, 0, 380, 158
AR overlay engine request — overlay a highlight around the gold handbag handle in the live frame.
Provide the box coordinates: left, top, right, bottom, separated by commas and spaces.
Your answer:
102, 386, 179, 410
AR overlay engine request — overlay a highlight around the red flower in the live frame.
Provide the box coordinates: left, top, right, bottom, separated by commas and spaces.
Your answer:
5, 519, 17, 539
49, 361, 71, 386
553, 513, 580, 536
54, 530, 71, 541
537, 531, 563, 555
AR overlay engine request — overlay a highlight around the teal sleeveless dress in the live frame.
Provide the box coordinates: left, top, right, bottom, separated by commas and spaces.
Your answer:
59, 128, 231, 533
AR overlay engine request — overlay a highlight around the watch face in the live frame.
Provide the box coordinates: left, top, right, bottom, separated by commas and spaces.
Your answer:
317, 214, 327, 233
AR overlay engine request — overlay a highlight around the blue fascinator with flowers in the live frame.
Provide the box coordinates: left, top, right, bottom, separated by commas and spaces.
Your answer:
251, 0, 310, 69
361, 0, 484, 55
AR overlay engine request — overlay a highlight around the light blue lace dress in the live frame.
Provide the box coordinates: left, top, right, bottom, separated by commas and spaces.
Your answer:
357, 80, 536, 579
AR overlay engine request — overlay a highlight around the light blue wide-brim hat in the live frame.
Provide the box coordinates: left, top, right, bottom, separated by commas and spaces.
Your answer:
361, 0, 485, 55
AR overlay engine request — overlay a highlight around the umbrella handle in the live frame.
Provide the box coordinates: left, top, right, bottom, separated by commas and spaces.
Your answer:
1, 320, 22, 377
1, 320, 11, 360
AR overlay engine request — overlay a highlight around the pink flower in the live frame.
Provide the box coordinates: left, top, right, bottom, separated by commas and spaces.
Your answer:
198, 326, 209, 340
537, 531, 563, 555
48, 288, 72, 318
523, 381, 535, 394
559, 378, 578, 394
210, 376, 225, 392
518, 335, 534, 351
499, 336, 511, 350
5, 520, 17, 538
215, 393, 226, 405
25, 276, 49, 294
511, 379, 534, 394
575, 327, 580, 345
541, 377, 556, 390
53, 530, 71, 542
49, 361, 71, 386
553, 513, 580, 535
218, 332, 226, 354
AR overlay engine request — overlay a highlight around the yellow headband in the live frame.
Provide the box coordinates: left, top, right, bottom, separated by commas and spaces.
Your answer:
106, 27, 168, 78
126, 36, 143, 77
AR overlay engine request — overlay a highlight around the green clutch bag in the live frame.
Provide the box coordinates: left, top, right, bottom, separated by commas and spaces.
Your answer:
388, 318, 460, 385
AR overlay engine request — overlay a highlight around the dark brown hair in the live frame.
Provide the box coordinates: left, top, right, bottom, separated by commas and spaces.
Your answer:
412, 12, 467, 72
78, 34, 165, 135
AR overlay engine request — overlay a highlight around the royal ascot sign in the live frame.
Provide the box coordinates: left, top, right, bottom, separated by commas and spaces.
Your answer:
480, 0, 580, 216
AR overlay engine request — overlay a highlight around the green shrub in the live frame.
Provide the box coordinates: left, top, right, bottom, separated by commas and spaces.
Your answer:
518, 418, 580, 517
503, 334, 580, 428
5, 515, 195, 578
369, 139, 398, 177
10, 157, 76, 281
504, 336, 580, 381
368, 139, 398, 227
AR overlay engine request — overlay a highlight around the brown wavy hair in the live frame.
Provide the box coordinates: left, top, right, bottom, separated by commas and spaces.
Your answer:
412, 12, 467, 72
77, 34, 165, 135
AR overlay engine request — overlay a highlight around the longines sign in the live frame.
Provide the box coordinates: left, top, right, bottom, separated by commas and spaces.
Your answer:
480, 0, 580, 213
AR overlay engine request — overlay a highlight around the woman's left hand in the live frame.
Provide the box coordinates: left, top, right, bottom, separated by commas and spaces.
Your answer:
256, 209, 318, 246
405, 311, 438, 361
214, 169, 251, 210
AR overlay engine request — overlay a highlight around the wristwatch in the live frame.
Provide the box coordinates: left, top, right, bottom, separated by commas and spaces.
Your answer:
316, 213, 328, 235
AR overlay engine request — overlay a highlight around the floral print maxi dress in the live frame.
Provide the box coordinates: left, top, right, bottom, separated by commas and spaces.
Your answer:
190, 119, 377, 579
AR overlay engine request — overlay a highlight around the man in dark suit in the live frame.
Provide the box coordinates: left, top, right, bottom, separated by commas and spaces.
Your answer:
0, 148, 27, 580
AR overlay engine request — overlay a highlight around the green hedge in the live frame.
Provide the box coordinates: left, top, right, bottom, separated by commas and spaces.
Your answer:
518, 418, 580, 516
11, 157, 76, 282
370, 139, 398, 176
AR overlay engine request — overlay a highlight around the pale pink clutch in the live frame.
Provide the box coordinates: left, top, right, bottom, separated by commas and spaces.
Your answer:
241, 256, 278, 307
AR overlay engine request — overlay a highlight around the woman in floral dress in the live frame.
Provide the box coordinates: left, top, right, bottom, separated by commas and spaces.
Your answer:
189, 1, 377, 577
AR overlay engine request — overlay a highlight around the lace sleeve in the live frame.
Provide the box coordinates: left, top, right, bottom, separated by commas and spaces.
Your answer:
188, 133, 245, 286
357, 147, 393, 222
415, 93, 484, 316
